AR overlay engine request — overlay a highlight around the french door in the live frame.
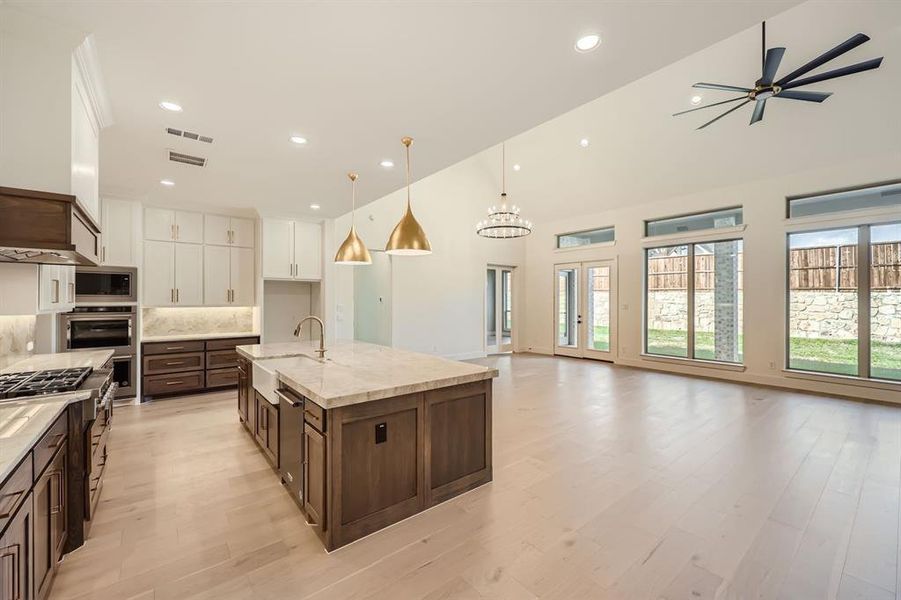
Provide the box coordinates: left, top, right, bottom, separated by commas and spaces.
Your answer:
554, 260, 616, 360
486, 266, 514, 353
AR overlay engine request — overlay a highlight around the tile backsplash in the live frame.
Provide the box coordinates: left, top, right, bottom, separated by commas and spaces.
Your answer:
0, 315, 36, 370
142, 307, 255, 337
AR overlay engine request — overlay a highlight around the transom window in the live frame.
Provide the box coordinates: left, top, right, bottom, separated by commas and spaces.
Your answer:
788, 181, 901, 218
556, 226, 615, 248
645, 207, 742, 237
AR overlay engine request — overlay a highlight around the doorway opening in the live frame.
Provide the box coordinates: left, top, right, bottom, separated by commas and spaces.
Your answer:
554, 260, 617, 360
486, 266, 514, 354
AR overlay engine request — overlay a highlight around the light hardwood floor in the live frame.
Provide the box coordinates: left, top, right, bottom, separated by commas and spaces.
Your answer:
50, 354, 901, 600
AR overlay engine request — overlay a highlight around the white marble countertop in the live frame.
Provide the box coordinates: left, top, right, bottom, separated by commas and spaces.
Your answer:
239, 341, 497, 409
0, 349, 114, 374
0, 390, 92, 482
141, 332, 260, 343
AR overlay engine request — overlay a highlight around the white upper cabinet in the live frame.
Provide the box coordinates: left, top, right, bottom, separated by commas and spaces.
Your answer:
142, 241, 203, 306
231, 247, 255, 305
203, 245, 231, 305
262, 218, 294, 279
174, 243, 203, 304
38, 265, 75, 313
100, 198, 137, 266
71, 68, 100, 223
261, 218, 321, 281
294, 221, 322, 280
204, 214, 254, 248
144, 208, 204, 243
144, 208, 175, 241
143, 240, 175, 306
0, 265, 73, 316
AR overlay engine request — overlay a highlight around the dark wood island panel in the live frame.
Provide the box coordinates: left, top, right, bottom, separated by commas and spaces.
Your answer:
252, 378, 492, 551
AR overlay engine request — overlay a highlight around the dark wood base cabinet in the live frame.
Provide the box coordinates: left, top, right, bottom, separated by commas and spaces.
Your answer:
141, 336, 259, 402
242, 374, 493, 552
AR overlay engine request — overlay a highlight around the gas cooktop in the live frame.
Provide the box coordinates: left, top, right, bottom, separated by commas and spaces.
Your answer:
0, 367, 93, 399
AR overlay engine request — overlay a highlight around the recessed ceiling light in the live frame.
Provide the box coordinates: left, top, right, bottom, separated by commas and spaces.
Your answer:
579, 138, 590, 148
290, 136, 308, 145
309, 203, 320, 210
691, 95, 703, 105
512, 164, 521, 171
574, 34, 601, 53
379, 159, 394, 168
159, 101, 182, 112
160, 179, 175, 186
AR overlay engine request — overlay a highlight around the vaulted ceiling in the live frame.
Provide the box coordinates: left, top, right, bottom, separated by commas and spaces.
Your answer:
8, 1, 802, 217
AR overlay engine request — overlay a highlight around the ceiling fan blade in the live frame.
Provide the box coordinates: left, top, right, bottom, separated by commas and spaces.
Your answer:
760, 47, 785, 85
782, 56, 883, 90
693, 82, 753, 93
774, 90, 833, 102
776, 33, 870, 86
749, 99, 767, 125
673, 96, 747, 116
697, 99, 752, 130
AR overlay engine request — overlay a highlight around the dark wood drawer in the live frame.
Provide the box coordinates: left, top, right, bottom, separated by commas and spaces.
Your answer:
143, 371, 204, 396
206, 367, 239, 388
143, 351, 205, 375
33, 411, 67, 481
206, 348, 239, 370
304, 399, 326, 432
206, 337, 259, 351
143, 340, 205, 355
0, 454, 33, 534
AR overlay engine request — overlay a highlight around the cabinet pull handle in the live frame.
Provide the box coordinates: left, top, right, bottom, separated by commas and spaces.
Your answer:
165, 361, 185, 366
1, 542, 21, 600
101, 246, 106, 262
176, 224, 180, 239
50, 469, 64, 515
165, 346, 184, 351
68, 282, 75, 303
165, 380, 183, 385
171, 224, 176, 240
176, 288, 180, 303
52, 278, 60, 303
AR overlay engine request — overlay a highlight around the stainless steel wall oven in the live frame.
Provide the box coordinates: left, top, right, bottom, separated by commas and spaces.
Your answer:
60, 306, 136, 398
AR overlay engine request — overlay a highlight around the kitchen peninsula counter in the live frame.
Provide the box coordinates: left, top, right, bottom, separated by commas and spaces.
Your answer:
235, 340, 496, 550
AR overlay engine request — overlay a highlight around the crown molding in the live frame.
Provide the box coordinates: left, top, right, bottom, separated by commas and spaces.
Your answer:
72, 35, 114, 130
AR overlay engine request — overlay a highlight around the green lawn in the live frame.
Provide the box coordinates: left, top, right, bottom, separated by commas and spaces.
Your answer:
560, 324, 901, 380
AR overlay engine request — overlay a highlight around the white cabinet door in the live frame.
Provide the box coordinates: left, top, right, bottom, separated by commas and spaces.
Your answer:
145, 208, 175, 241
143, 241, 175, 306
294, 221, 322, 280
175, 243, 204, 305
71, 76, 100, 223
262, 218, 294, 279
203, 245, 231, 305
59, 266, 76, 310
102, 198, 135, 266
0, 265, 40, 315
230, 217, 255, 248
230, 247, 255, 306
204, 214, 231, 246
38, 265, 61, 312
175, 211, 204, 244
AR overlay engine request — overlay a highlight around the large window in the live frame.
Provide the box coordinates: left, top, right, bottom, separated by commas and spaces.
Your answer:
787, 223, 900, 381
645, 240, 743, 363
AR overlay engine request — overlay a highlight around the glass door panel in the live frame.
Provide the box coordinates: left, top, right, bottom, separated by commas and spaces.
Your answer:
587, 265, 610, 352
556, 261, 616, 360
486, 269, 497, 351
555, 266, 580, 356
486, 266, 514, 354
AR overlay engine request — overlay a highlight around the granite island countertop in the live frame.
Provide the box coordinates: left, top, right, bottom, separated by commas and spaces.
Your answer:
237, 340, 498, 409
0, 349, 114, 374
0, 390, 93, 482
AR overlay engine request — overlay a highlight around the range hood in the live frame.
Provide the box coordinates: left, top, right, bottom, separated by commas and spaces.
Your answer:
0, 187, 100, 266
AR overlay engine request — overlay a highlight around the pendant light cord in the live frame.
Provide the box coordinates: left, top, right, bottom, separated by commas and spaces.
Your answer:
501, 143, 506, 195
405, 142, 412, 208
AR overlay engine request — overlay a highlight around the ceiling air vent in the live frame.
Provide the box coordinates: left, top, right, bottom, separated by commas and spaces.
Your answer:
168, 150, 207, 167
165, 127, 213, 144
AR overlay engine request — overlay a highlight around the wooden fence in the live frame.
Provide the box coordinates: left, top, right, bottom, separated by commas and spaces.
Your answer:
645, 243, 901, 291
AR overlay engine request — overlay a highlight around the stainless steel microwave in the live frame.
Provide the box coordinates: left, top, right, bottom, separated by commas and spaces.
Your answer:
75, 266, 137, 303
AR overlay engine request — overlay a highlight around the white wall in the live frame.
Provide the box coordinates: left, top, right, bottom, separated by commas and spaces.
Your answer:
330, 148, 526, 359
522, 152, 901, 403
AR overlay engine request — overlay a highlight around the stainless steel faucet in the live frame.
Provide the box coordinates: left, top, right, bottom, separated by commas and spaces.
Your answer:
294, 316, 326, 358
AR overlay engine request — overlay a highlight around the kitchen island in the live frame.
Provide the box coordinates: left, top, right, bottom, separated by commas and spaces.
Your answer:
235, 341, 497, 551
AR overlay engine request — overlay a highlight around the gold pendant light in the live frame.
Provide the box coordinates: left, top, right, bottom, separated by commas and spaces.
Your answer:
385, 136, 432, 256
334, 172, 372, 265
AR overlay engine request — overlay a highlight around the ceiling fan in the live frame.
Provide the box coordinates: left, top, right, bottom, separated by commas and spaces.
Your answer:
674, 22, 884, 129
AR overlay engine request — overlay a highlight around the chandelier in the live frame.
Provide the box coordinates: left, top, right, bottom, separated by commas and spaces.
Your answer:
476, 143, 532, 239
